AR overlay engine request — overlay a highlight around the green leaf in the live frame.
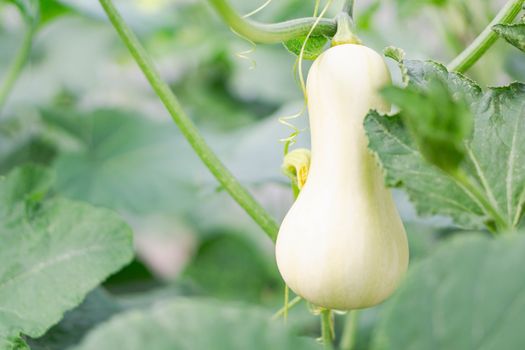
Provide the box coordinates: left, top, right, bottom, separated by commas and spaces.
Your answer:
372, 233, 525, 350
0, 165, 133, 343
493, 23, 525, 53
383, 46, 408, 85
43, 108, 198, 214
73, 299, 320, 350
366, 111, 484, 228
27, 289, 122, 350
181, 234, 280, 302
383, 46, 405, 63
381, 77, 473, 174
0, 165, 53, 212
0, 335, 29, 350
505, 51, 525, 81
366, 60, 525, 229
283, 35, 328, 60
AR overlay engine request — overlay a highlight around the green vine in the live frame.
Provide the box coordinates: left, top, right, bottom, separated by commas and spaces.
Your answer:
98, 0, 279, 241
340, 310, 358, 350
207, 0, 336, 43
0, 19, 35, 112
451, 169, 510, 233
447, 0, 524, 73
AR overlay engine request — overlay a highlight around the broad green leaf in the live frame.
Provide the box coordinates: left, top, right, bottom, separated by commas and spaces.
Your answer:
365, 60, 525, 229
73, 299, 320, 350
0, 165, 133, 343
181, 234, 281, 302
27, 289, 122, 350
173, 51, 260, 130
372, 233, 525, 350
283, 35, 328, 60
382, 78, 472, 173
505, 51, 525, 81
493, 23, 525, 53
43, 108, 199, 214
468, 83, 525, 228
366, 111, 484, 228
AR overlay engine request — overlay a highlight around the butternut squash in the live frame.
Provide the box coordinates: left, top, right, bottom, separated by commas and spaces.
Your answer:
276, 44, 409, 310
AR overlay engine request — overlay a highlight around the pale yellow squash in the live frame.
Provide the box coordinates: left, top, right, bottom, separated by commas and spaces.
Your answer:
275, 44, 409, 310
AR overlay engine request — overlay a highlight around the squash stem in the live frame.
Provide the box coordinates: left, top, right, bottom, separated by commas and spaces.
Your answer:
331, 12, 361, 46
321, 309, 334, 350
98, 0, 279, 241
447, 0, 524, 73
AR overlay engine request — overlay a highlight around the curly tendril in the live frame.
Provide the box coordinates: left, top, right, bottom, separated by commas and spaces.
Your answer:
232, 0, 274, 69
231, 29, 257, 69
242, 0, 273, 18
279, 0, 334, 155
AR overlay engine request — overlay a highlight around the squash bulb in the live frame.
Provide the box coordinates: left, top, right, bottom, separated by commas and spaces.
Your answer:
275, 44, 409, 310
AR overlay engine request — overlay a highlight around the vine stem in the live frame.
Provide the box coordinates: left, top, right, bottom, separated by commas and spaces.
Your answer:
452, 170, 510, 233
447, 0, 524, 73
98, 0, 279, 241
207, 0, 336, 43
0, 26, 35, 112
340, 310, 358, 350
320, 309, 334, 350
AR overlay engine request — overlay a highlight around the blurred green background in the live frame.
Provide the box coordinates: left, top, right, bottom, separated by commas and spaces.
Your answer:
1, 0, 524, 348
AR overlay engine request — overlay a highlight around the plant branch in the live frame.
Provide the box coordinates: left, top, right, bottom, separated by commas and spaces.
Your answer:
0, 25, 35, 112
447, 0, 524, 73
98, 0, 279, 241
320, 309, 334, 350
207, 0, 336, 43
453, 170, 510, 233
340, 310, 358, 350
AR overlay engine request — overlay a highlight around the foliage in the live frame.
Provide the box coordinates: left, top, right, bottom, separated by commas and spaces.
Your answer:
493, 23, 525, 53
27, 289, 122, 350
381, 76, 473, 174
72, 299, 319, 350
181, 233, 281, 302
283, 35, 329, 60
0, 165, 133, 347
0, 0, 524, 348
366, 60, 525, 230
373, 232, 525, 350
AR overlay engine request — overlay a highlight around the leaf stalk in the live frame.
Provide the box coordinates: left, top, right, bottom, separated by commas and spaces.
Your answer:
447, 0, 524, 73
